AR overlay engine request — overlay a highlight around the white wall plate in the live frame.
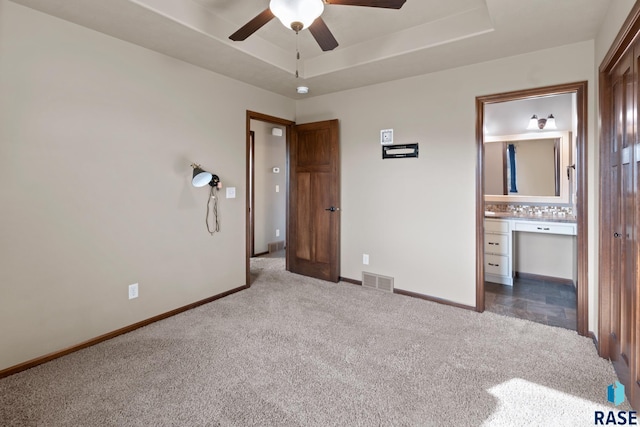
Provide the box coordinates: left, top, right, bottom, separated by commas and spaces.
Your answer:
381, 129, 393, 145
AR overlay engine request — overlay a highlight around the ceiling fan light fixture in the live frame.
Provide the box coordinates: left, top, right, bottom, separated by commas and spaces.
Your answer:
270, 0, 324, 31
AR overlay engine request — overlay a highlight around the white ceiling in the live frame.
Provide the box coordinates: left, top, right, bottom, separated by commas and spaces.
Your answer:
10, 0, 612, 99
485, 94, 574, 137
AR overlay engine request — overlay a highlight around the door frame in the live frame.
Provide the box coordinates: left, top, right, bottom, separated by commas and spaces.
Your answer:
246, 111, 295, 286
475, 81, 589, 337
249, 130, 255, 257
597, 1, 640, 359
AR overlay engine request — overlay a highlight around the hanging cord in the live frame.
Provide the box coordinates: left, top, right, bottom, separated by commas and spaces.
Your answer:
206, 185, 220, 235
295, 30, 300, 78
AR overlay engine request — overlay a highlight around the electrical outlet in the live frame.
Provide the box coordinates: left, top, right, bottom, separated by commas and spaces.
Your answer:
226, 187, 236, 199
363, 254, 369, 265
276, 229, 280, 237
128, 283, 138, 300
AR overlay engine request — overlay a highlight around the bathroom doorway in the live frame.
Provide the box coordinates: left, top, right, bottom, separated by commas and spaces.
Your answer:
475, 82, 588, 336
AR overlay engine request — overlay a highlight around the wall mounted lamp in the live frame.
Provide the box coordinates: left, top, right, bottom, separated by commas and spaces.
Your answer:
191, 163, 221, 235
527, 114, 557, 130
191, 164, 220, 188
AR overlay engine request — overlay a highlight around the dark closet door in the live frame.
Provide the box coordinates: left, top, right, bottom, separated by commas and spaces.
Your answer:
607, 39, 639, 409
631, 44, 640, 408
288, 119, 340, 282
610, 47, 631, 390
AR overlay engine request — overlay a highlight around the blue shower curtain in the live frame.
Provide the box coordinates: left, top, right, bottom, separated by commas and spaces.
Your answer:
508, 143, 517, 193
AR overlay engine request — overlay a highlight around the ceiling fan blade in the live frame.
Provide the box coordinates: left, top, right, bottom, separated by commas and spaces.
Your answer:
229, 8, 275, 41
309, 17, 339, 51
326, 0, 406, 9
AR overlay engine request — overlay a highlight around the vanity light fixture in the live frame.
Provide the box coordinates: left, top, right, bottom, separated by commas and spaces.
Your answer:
527, 114, 557, 130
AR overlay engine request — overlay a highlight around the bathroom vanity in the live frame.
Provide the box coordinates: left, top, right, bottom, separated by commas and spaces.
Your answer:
483, 130, 577, 286
484, 214, 576, 286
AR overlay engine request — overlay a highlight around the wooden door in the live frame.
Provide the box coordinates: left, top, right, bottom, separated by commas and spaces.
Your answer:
288, 119, 340, 282
604, 38, 640, 409
631, 43, 640, 409
610, 48, 633, 390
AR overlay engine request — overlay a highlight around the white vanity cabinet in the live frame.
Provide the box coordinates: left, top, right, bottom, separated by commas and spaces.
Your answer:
484, 217, 578, 286
484, 218, 513, 286
512, 220, 577, 236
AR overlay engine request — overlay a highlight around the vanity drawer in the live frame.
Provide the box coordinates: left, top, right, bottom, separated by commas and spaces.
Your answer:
485, 254, 509, 276
484, 234, 508, 255
513, 221, 577, 236
485, 219, 510, 233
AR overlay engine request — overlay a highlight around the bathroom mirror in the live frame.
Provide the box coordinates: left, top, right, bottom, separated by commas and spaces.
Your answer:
484, 131, 571, 204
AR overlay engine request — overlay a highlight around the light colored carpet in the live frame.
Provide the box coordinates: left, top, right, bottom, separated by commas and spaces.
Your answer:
0, 257, 629, 426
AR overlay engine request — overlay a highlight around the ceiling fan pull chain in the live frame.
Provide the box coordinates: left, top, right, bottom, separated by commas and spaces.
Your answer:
295, 31, 300, 78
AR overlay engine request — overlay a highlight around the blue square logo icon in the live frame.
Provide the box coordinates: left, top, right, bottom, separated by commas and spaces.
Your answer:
608, 381, 625, 406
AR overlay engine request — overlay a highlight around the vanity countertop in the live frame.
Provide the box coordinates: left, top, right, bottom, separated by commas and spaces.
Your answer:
484, 211, 576, 223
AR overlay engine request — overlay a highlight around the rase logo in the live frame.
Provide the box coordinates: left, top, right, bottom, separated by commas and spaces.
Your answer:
594, 381, 637, 425
609, 381, 626, 406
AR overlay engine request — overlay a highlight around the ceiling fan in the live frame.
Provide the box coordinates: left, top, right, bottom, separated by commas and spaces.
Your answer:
229, 0, 407, 52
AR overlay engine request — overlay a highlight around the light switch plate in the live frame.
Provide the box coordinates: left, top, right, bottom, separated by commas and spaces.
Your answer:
380, 129, 393, 145
128, 283, 138, 300
226, 187, 236, 198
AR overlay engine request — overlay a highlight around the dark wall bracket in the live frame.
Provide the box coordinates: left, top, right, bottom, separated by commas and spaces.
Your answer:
382, 143, 419, 159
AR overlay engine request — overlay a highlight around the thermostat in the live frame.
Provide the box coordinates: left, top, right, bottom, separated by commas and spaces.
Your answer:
380, 129, 393, 145
272, 167, 280, 173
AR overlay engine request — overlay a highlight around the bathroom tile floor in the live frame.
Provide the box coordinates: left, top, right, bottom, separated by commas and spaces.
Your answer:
485, 277, 577, 330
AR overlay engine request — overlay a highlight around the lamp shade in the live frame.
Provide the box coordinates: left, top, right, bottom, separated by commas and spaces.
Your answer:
545, 114, 557, 129
527, 115, 539, 130
270, 0, 324, 31
192, 167, 213, 187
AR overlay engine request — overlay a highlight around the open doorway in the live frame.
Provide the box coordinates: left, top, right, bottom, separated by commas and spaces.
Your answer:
249, 122, 286, 258
245, 112, 341, 286
475, 82, 588, 336
246, 112, 294, 285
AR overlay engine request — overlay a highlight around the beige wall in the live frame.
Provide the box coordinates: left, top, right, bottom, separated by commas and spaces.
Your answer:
596, 0, 636, 64
484, 143, 504, 195
0, 1, 294, 371
250, 120, 286, 254
513, 139, 557, 196
514, 234, 575, 281
296, 41, 596, 312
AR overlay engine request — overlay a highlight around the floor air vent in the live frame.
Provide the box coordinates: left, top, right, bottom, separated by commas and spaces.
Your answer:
268, 241, 285, 253
362, 272, 394, 292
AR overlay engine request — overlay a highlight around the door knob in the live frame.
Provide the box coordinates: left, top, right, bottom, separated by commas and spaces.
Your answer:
614, 232, 621, 238
325, 206, 340, 212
